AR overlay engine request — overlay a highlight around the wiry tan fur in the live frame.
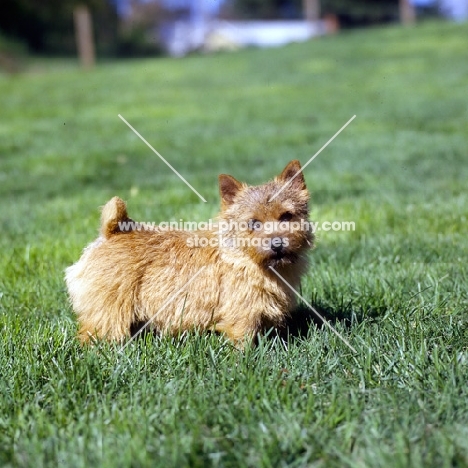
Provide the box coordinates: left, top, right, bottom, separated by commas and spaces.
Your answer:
65, 160, 314, 345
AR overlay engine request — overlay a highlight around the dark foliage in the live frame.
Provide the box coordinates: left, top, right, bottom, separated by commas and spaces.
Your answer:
0, 0, 119, 55
228, 0, 401, 25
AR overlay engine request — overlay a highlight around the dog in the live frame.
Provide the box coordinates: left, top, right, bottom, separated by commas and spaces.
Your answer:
65, 160, 313, 345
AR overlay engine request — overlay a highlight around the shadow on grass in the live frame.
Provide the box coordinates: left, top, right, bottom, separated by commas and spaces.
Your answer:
272, 302, 346, 342
130, 321, 154, 338
276, 299, 382, 343
129, 301, 382, 345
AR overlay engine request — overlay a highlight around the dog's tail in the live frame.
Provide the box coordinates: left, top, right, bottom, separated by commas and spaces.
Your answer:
100, 197, 133, 239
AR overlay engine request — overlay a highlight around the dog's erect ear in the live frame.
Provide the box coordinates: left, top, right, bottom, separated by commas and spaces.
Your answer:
219, 174, 243, 206
100, 196, 131, 239
277, 159, 306, 191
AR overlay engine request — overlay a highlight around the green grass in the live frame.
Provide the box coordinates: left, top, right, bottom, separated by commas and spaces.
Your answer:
1, 20, 468, 467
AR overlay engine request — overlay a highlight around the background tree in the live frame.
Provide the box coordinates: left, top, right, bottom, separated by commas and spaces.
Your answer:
0, 0, 119, 55
321, 0, 399, 26
227, 0, 304, 19
227, 0, 402, 25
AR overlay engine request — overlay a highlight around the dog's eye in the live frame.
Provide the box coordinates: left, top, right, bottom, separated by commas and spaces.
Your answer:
279, 212, 293, 222
248, 219, 262, 231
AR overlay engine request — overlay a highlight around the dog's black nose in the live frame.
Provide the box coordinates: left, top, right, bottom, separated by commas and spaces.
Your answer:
271, 237, 284, 253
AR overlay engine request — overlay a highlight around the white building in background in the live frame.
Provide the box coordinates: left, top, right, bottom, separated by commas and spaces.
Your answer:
115, 0, 468, 56
158, 0, 468, 56
159, 0, 325, 56
164, 20, 325, 56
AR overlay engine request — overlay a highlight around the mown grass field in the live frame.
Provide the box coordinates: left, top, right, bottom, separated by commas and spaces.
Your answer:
1, 20, 468, 467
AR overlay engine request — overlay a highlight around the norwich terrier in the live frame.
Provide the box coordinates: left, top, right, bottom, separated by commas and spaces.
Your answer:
65, 160, 313, 345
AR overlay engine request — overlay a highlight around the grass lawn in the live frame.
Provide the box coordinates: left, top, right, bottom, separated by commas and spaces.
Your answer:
1, 20, 468, 467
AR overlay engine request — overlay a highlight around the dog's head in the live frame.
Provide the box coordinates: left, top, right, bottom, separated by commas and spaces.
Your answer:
218, 160, 314, 268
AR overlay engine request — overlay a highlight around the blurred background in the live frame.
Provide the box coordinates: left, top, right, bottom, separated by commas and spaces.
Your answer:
1, 1, 468, 463
1, 0, 467, 67
1, 0, 467, 263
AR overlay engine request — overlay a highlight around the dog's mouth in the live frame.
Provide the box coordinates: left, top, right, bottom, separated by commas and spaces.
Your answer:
264, 251, 297, 267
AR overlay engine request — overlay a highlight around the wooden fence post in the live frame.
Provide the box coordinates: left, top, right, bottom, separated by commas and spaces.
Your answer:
303, 0, 320, 22
399, 0, 416, 24
74, 5, 95, 69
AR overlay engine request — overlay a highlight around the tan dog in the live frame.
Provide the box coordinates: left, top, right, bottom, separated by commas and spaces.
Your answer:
65, 160, 313, 345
